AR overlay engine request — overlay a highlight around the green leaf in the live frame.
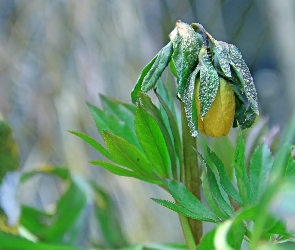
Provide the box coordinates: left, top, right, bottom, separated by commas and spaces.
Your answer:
212, 41, 231, 78
228, 44, 259, 115
155, 90, 182, 179
69, 131, 113, 160
102, 131, 155, 177
90, 160, 161, 184
199, 48, 219, 119
207, 147, 242, 205
226, 220, 245, 250
135, 104, 170, 177
214, 220, 235, 250
151, 199, 215, 222
87, 103, 139, 148
0, 118, 19, 184
131, 42, 173, 103
91, 182, 127, 248
285, 153, 295, 177
44, 177, 87, 242
197, 229, 216, 250
251, 144, 293, 247
169, 21, 200, 99
183, 66, 199, 137
234, 131, 251, 205
249, 143, 273, 203
198, 152, 233, 219
137, 92, 176, 177
0, 231, 84, 250
20, 166, 70, 183
201, 169, 228, 220
100, 95, 136, 129
163, 179, 220, 222
20, 206, 52, 237
280, 110, 295, 147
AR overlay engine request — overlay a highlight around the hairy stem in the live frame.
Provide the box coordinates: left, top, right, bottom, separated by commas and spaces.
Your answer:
180, 102, 202, 245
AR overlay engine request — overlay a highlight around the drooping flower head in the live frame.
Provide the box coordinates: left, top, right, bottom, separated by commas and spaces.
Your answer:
131, 21, 258, 137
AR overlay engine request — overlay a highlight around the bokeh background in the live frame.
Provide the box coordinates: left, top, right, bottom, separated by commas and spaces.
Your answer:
1, 0, 295, 245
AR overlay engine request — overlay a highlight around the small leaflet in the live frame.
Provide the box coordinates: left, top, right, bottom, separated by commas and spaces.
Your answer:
228, 44, 259, 115
131, 42, 173, 103
213, 41, 232, 78
199, 52, 219, 119
183, 66, 200, 137
169, 21, 200, 100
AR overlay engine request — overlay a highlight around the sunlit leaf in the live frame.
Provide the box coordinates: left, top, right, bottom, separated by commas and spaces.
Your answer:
135, 104, 170, 177
102, 131, 155, 176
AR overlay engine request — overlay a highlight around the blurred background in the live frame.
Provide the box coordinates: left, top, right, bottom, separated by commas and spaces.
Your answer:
0, 0, 295, 246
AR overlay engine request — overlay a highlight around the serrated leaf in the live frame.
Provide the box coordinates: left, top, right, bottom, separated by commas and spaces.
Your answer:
69, 131, 113, 160
249, 143, 273, 203
151, 199, 215, 222
169, 21, 200, 99
183, 66, 199, 137
198, 152, 234, 219
235, 131, 251, 206
228, 44, 259, 115
212, 41, 231, 78
131, 42, 173, 103
90, 160, 161, 184
137, 93, 175, 177
207, 147, 243, 205
199, 50, 219, 119
202, 169, 228, 220
87, 103, 139, 148
103, 131, 154, 176
163, 179, 220, 222
135, 104, 170, 178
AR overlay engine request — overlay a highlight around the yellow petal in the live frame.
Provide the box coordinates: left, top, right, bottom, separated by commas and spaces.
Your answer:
195, 78, 235, 137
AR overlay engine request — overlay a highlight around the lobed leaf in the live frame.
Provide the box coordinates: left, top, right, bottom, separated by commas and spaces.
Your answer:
151, 199, 216, 222
131, 42, 173, 103
163, 179, 220, 222
103, 131, 154, 176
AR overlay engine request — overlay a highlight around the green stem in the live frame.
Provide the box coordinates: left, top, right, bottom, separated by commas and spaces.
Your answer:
180, 102, 202, 245
179, 214, 197, 250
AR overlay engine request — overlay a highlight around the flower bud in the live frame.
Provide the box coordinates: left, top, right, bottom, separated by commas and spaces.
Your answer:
195, 77, 235, 137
